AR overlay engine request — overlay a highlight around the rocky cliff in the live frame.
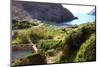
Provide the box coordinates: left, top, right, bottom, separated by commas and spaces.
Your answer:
88, 8, 95, 15
12, 1, 76, 22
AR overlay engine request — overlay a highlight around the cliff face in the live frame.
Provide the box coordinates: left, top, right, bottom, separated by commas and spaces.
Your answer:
88, 8, 95, 15
12, 1, 76, 22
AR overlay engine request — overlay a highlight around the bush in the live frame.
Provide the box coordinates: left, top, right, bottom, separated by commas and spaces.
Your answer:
30, 26, 47, 43
12, 20, 37, 30
47, 35, 54, 39
12, 59, 22, 67
18, 30, 30, 43
60, 22, 96, 62
65, 22, 96, 50
41, 40, 61, 51
12, 30, 30, 45
65, 29, 83, 50
12, 37, 22, 45
74, 33, 96, 62
12, 25, 48, 45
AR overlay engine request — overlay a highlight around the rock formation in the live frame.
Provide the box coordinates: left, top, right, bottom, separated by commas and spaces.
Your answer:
12, 1, 77, 22
88, 8, 95, 15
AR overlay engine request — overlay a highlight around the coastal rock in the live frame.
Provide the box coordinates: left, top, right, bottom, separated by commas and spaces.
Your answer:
12, 1, 76, 22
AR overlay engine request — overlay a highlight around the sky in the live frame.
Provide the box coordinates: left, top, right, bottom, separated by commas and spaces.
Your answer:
20, 0, 96, 5
16, 0, 95, 14
18, 0, 95, 14
62, 4, 95, 14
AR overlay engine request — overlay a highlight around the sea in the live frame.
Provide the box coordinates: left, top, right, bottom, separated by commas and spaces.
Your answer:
63, 13, 95, 25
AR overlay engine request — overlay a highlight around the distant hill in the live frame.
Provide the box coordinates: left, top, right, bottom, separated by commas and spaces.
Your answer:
88, 8, 95, 15
12, 1, 77, 22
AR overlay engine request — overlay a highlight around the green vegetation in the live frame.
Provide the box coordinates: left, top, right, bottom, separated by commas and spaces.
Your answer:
41, 40, 61, 51
74, 33, 96, 62
12, 21, 96, 66
58, 22, 96, 63
12, 20, 38, 30
12, 26, 47, 45
12, 53, 46, 66
12, 23, 66, 45
12, 59, 22, 67
12, 30, 30, 45
29, 26, 48, 43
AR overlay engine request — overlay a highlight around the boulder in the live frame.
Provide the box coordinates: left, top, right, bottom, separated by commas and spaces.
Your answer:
13, 53, 47, 66
12, 1, 76, 22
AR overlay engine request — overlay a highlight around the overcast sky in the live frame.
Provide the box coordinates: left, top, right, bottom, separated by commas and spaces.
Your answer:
62, 4, 95, 14
17, 0, 95, 14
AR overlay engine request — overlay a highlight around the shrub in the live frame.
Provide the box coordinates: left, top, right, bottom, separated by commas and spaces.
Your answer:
19, 30, 30, 43
74, 33, 96, 62
65, 29, 83, 50
41, 40, 61, 51
12, 37, 22, 45
11, 59, 22, 67
30, 26, 47, 43
14, 30, 30, 44
48, 35, 54, 39
12, 20, 37, 30
12, 25, 48, 45
65, 22, 96, 50
61, 22, 96, 62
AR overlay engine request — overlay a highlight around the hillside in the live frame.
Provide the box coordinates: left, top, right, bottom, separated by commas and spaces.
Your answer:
11, 22, 96, 66
12, 1, 77, 22
11, 1, 96, 66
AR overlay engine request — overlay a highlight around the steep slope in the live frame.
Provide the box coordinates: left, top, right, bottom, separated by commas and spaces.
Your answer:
59, 22, 96, 63
11, 22, 96, 66
12, 1, 76, 22
12, 1, 33, 22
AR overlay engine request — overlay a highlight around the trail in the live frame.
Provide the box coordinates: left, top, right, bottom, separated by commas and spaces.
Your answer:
32, 44, 38, 53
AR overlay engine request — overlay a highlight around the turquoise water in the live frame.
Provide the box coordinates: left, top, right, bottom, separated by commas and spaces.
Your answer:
63, 13, 95, 25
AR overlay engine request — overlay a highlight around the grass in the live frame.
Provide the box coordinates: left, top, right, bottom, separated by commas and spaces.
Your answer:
12, 23, 67, 45
12, 21, 96, 65
12, 20, 38, 30
41, 40, 62, 51
12, 59, 22, 67
57, 22, 96, 63
74, 33, 96, 62
29, 26, 48, 43
12, 30, 30, 45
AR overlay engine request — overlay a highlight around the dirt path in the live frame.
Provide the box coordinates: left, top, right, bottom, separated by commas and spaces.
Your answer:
32, 44, 38, 53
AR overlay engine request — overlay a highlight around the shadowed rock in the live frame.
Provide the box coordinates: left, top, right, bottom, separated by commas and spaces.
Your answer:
12, 53, 47, 66
12, 1, 77, 22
